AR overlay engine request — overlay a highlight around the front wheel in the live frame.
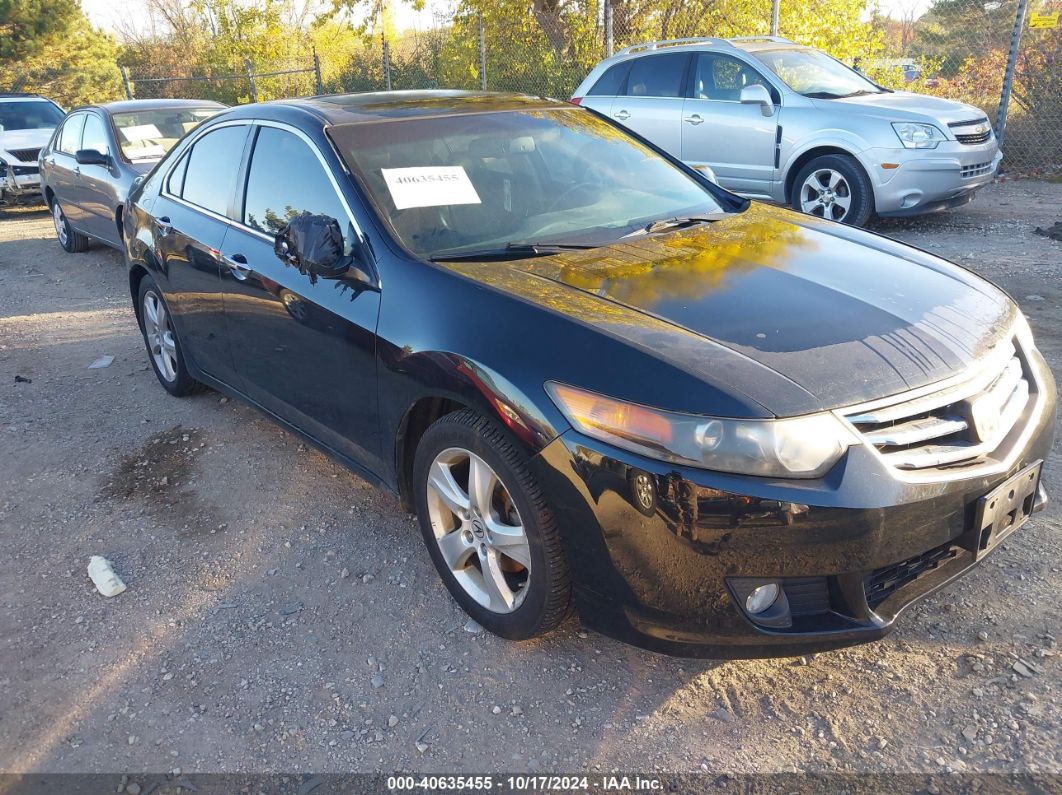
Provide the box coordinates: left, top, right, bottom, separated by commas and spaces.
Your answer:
791, 154, 874, 226
52, 199, 89, 253
413, 409, 572, 640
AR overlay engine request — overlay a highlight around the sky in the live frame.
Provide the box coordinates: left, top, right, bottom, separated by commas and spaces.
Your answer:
80, 0, 925, 37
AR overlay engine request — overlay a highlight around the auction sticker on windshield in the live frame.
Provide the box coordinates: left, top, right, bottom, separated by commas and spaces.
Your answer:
381, 166, 482, 210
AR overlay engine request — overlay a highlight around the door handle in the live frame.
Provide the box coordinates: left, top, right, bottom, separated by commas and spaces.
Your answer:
155, 216, 173, 237
224, 253, 252, 281
683, 114, 705, 125
614, 109, 630, 120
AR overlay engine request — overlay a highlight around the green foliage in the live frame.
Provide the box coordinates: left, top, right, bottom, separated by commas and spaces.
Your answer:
0, 0, 122, 105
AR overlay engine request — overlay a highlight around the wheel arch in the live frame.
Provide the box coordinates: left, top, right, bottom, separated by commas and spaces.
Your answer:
783, 146, 874, 206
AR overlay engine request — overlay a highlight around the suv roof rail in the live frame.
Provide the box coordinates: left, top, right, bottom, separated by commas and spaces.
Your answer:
615, 37, 731, 56
727, 36, 795, 44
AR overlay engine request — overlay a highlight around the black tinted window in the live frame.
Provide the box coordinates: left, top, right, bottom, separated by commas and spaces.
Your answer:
626, 54, 688, 98
81, 114, 110, 155
58, 114, 86, 155
243, 126, 348, 237
181, 125, 247, 216
588, 62, 630, 96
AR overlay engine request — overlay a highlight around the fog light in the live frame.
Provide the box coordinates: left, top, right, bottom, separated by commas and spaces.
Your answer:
745, 583, 780, 615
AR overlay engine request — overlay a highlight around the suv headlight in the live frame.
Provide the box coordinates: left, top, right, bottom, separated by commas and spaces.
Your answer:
892, 122, 946, 149
547, 382, 856, 478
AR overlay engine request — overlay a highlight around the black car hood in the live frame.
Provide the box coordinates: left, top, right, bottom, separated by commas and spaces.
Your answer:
442, 204, 1017, 416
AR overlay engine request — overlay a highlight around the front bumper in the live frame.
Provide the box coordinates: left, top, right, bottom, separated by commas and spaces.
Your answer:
864, 139, 1001, 217
531, 348, 1056, 659
0, 165, 42, 199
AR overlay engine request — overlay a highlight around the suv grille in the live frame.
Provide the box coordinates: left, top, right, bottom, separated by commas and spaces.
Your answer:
865, 543, 957, 607
961, 161, 994, 178
844, 341, 1031, 473
7, 147, 41, 163
955, 130, 992, 145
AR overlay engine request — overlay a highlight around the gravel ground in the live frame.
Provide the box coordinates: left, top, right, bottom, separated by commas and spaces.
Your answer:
0, 181, 1060, 779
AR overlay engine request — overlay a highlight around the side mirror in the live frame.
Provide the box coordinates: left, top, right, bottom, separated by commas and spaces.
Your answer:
739, 84, 775, 118
274, 212, 378, 291
75, 149, 110, 166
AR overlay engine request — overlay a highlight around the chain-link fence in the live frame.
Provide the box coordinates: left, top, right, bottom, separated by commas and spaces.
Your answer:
6, 0, 1059, 172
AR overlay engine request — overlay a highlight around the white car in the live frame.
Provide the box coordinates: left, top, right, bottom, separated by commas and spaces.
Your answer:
0, 93, 65, 204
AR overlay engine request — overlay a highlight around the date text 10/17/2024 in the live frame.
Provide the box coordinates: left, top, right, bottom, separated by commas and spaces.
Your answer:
386, 775, 664, 792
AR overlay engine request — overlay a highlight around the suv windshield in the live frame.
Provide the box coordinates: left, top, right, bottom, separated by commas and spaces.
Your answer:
751, 48, 884, 98
329, 108, 726, 260
112, 108, 221, 161
0, 100, 65, 132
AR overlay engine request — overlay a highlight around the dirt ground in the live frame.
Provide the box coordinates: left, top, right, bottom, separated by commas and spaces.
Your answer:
0, 181, 1060, 781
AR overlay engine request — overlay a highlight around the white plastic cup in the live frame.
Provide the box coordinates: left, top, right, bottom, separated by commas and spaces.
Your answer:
87, 556, 126, 597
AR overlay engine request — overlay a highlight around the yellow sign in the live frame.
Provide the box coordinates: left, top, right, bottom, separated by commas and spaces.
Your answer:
1029, 11, 1059, 28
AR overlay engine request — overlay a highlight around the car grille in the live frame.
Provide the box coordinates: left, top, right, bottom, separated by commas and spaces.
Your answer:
7, 147, 42, 163
843, 340, 1031, 474
961, 161, 994, 178
865, 543, 958, 607
11, 165, 38, 176
955, 130, 993, 145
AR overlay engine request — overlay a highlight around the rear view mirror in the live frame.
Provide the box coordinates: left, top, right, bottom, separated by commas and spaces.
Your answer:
274, 213, 351, 283
739, 85, 775, 118
75, 149, 110, 166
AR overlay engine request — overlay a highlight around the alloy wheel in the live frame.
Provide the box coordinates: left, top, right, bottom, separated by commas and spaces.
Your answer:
799, 168, 852, 222
142, 290, 178, 383
424, 447, 531, 614
52, 203, 68, 247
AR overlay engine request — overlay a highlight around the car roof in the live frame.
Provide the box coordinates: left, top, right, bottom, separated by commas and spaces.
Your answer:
84, 99, 229, 115
600, 36, 807, 63
218, 90, 569, 127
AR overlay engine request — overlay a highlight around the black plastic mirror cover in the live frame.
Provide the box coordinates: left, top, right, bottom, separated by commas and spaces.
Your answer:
74, 149, 109, 166
273, 212, 350, 283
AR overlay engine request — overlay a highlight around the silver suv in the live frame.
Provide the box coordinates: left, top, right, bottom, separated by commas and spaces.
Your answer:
573, 37, 1001, 226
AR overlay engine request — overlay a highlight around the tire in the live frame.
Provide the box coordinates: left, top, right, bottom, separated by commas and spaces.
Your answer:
790, 154, 874, 227
627, 469, 657, 517
413, 409, 572, 640
51, 198, 89, 253
136, 275, 205, 397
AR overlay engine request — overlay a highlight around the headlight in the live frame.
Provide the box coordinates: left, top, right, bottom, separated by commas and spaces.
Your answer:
1013, 310, 1036, 353
546, 382, 856, 478
892, 122, 945, 149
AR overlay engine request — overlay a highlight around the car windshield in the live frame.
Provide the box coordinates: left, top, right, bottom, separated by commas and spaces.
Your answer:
0, 100, 65, 132
112, 108, 221, 161
329, 107, 726, 260
751, 48, 884, 98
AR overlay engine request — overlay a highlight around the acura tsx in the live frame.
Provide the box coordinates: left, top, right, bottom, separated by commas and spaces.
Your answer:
123, 91, 1055, 658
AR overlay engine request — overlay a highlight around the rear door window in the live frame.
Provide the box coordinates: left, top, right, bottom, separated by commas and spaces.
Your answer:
178, 125, 249, 217
625, 54, 690, 98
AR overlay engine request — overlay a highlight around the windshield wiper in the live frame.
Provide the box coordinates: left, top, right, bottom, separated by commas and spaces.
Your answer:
429, 241, 597, 262
631, 215, 721, 236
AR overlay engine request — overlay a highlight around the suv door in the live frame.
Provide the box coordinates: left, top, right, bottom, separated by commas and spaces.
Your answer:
152, 122, 250, 384
609, 53, 690, 158
75, 111, 120, 245
681, 53, 780, 196
220, 123, 382, 473
43, 112, 87, 224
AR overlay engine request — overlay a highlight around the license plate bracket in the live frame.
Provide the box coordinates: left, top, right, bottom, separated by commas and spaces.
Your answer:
970, 461, 1042, 561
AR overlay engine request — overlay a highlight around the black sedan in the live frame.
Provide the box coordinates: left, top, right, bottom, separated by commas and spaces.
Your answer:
39, 99, 224, 253
122, 91, 1056, 658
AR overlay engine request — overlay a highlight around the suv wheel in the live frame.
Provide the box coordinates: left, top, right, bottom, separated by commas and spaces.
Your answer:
52, 199, 89, 253
413, 409, 572, 639
137, 275, 204, 397
791, 154, 873, 226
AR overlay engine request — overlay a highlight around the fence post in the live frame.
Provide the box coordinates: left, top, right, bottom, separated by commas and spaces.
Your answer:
771, 0, 781, 36
120, 66, 134, 100
605, 1, 614, 57
382, 36, 393, 91
995, 0, 1029, 149
478, 12, 487, 91
245, 57, 259, 103
313, 48, 323, 95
